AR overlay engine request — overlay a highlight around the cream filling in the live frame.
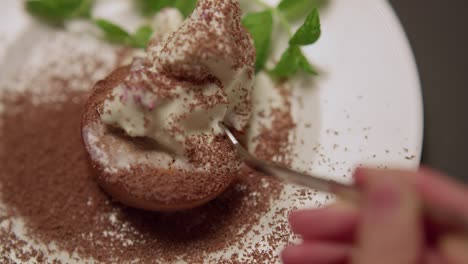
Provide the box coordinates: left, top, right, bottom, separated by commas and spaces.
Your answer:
101, 67, 252, 156
100, 0, 254, 165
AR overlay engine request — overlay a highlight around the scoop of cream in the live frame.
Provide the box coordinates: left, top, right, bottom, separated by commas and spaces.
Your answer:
100, 0, 255, 162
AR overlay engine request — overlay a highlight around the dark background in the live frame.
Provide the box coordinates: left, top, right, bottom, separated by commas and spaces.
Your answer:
388, 0, 467, 182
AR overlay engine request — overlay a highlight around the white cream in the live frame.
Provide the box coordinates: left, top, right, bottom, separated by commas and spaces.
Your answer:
101, 0, 255, 158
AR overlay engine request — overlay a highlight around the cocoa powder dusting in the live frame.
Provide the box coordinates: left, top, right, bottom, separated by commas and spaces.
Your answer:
0, 27, 307, 264
254, 83, 296, 166
0, 92, 290, 263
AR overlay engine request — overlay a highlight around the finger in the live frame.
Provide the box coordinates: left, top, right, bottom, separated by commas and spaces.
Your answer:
356, 167, 468, 219
289, 203, 358, 242
424, 253, 442, 264
409, 247, 448, 264
281, 242, 351, 264
352, 167, 415, 189
352, 167, 367, 188
439, 234, 468, 264
352, 169, 424, 264
355, 167, 468, 230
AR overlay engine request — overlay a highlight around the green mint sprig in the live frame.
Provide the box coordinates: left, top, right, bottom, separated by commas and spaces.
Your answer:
242, 10, 273, 73
271, 8, 320, 78
132, 26, 154, 48
26, 0, 93, 26
25, 0, 195, 48
289, 9, 321, 46
25, 0, 322, 79
278, 0, 327, 21
137, 0, 198, 18
94, 19, 153, 49
244, 0, 322, 78
270, 45, 317, 77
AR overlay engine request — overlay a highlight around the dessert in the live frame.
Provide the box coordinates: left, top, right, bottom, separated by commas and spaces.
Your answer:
0, 0, 315, 262
81, 0, 255, 211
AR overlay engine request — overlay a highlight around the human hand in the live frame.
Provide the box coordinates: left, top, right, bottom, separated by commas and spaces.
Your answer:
281, 167, 468, 264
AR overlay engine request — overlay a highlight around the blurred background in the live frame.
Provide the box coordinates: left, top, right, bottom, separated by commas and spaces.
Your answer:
389, 0, 468, 182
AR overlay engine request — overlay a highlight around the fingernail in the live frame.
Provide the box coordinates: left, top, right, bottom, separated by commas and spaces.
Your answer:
368, 182, 401, 212
353, 167, 367, 184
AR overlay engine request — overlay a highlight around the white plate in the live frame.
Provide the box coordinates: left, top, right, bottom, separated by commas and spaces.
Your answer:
0, 0, 423, 170
289, 0, 424, 175
0, 0, 423, 262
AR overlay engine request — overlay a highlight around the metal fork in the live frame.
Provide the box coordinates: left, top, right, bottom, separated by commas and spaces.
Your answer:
218, 122, 358, 200
219, 122, 468, 232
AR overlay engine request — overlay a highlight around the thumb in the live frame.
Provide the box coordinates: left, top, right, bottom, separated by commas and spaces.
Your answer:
352, 169, 424, 264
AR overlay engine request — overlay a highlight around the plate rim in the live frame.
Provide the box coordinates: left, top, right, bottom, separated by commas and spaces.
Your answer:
375, 0, 424, 163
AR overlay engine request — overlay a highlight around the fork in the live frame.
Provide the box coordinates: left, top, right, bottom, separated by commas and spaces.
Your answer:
219, 122, 468, 232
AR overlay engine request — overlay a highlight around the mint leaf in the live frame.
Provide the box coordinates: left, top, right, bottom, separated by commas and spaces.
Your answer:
131, 25, 154, 48
137, 0, 172, 16
137, 0, 197, 18
297, 50, 317, 74
270, 46, 300, 77
94, 19, 131, 44
26, 0, 93, 26
270, 45, 317, 77
174, 0, 198, 17
77, 0, 93, 17
278, 0, 327, 21
242, 10, 273, 73
289, 9, 321, 46
26, 1, 63, 25
95, 20, 154, 48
